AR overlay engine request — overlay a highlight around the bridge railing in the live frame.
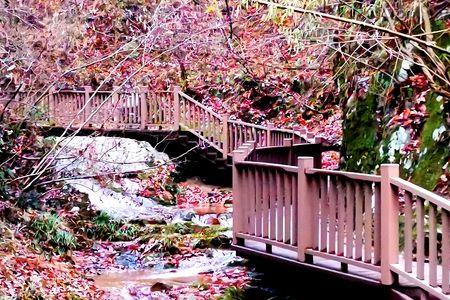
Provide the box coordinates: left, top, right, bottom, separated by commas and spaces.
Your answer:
246, 138, 322, 167
233, 143, 450, 299
26, 86, 319, 157
226, 120, 311, 155
389, 176, 450, 298
44, 87, 176, 130
178, 91, 225, 153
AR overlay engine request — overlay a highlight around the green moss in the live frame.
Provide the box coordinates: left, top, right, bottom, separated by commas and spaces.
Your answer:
411, 94, 450, 190
342, 81, 379, 173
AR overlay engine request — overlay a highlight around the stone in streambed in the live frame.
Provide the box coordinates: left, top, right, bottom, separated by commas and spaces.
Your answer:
151, 282, 172, 292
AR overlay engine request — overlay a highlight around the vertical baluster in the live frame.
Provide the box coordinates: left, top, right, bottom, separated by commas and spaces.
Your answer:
345, 181, 354, 258
337, 178, 346, 256
284, 173, 292, 244
205, 112, 214, 142
242, 167, 250, 234
354, 182, 363, 260
200, 109, 205, 134
312, 176, 320, 250
404, 191, 413, 273
320, 176, 328, 251
373, 183, 381, 265
269, 170, 277, 240
181, 98, 186, 125
429, 203, 438, 287
166, 94, 171, 124
213, 117, 218, 146
234, 124, 238, 150
186, 101, 191, 127
255, 168, 262, 237
159, 94, 164, 124
249, 167, 256, 235
148, 93, 153, 124
262, 169, 270, 238
442, 210, 450, 294
276, 170, 284, 242
229, 122, 233, 154
291, 175, 298, 245
134, 93, 142, 124
363, 183, 373, 263
416, 197, 425, 280
192, 105, 197, 129
328, 176, 337, 254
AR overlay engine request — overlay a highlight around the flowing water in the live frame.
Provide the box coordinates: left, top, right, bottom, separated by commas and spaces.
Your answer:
54, 136, 240, 299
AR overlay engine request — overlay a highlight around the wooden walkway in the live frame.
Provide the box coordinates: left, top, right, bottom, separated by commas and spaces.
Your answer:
13, 86, 450, 299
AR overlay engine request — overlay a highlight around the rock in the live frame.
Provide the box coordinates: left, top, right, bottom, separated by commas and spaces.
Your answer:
151, 282, 172, 292
206, 217, 220, 225
180, 211, 195, 221
162, 191, 173, 201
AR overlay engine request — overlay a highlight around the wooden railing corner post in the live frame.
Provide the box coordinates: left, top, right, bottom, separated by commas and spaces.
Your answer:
139, 86, 149, 130
292, 125, 303, 143
173, 86, 181, 131
232, 149, 246, 245
380, 164, 400, 285
222, 113, 230, 157
297, 156, 315, 262
267, 122, 275, 146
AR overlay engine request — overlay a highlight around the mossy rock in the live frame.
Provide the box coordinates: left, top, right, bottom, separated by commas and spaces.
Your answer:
411, 93, 450, 190
342, 82, 379, 173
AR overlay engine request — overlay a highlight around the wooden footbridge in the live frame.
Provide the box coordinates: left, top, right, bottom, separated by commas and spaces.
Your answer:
10, 86, 450, 299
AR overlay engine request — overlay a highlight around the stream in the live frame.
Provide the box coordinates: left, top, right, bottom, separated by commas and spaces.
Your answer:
53, 136, 247, 299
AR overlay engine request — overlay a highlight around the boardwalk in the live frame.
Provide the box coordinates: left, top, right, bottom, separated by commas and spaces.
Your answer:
13, 86, 450, 299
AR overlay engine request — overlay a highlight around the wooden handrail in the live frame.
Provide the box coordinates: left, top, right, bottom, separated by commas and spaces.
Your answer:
178, 91, 222, 119
390, 177, 450, 211
234, 160, 298, 173
227, 119, 268, 130
305, 168, 381, 183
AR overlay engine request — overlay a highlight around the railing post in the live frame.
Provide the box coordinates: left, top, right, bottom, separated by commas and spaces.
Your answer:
83, 86, 92, 126
232, 148, 246, 245
173, 86, 181, 131
267, 122, 274, 146
283, 138, 293, 165
139, 86, 148, 130
222, 113, 230, 157
380, 164, 400, 285
297, 156, 315, 262
112, 86, 120, 126
314, 135, 323, 168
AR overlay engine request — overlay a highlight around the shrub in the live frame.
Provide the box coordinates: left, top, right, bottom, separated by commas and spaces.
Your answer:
88, 211, 138, 241
31, 213, 77, 253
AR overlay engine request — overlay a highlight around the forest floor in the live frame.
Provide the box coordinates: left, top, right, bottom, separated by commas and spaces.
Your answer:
0, 136, 252, 300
